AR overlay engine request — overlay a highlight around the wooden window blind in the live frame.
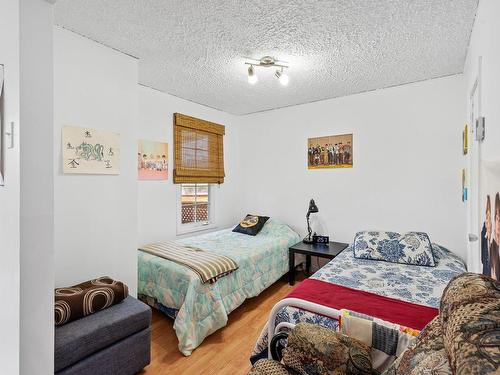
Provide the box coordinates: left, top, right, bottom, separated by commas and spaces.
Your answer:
173, 113, 225, 184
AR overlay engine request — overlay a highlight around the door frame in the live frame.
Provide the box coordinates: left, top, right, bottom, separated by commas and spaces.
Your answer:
467, 56, 482, 271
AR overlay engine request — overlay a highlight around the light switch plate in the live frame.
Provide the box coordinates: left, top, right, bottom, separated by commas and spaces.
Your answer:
476, 116, 485, 141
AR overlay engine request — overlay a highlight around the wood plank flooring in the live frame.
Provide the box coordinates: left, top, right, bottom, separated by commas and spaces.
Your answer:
139, 276, 302, 375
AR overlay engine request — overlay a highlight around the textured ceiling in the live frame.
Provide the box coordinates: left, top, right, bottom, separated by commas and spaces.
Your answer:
54, 0, 478, 115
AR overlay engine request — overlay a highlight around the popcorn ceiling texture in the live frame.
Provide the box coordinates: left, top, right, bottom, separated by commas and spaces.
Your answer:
54, 0, 478, 115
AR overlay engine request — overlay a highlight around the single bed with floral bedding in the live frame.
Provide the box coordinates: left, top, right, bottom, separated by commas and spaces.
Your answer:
251, 243, 467, 362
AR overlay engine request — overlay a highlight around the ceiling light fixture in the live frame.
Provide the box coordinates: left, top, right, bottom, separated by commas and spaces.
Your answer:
245, 56, 289, 85
247, 65, 258, 84
275, 67, 289, 86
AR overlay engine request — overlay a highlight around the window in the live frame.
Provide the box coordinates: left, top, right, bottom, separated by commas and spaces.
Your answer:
174, 113, 223, 234
173, 113, 225, 184
178, 183, 214, 234
181, 183, 209, 224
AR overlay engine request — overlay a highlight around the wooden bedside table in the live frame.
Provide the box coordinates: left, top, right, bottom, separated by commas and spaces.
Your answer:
288, 241, 349, 285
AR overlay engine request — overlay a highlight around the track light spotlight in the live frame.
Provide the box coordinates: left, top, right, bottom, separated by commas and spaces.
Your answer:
275, 68, 289, 86
248, 65, 258, 85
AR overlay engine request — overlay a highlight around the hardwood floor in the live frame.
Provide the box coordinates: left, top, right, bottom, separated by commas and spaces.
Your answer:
139, 275, 302, 375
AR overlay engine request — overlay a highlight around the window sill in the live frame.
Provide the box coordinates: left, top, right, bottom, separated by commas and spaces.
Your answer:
176, 222, 217, 236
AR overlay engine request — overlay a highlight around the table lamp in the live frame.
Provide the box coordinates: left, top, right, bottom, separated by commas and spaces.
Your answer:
303, 199, 319, 244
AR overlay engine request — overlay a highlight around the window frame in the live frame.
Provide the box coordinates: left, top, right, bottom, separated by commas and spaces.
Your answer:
176, 183, 216, 235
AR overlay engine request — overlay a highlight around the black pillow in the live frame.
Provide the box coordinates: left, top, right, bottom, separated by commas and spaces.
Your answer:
232, 214, 270, 236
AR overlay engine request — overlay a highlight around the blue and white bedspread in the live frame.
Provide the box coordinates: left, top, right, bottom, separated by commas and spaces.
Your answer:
138, 218, 300, 356
250, 244, 466, 362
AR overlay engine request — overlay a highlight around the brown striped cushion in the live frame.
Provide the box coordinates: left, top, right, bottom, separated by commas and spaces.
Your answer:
55, 276, 128, 326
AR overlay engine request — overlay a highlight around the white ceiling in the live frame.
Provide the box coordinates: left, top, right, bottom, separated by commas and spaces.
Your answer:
54, 0, 478, 115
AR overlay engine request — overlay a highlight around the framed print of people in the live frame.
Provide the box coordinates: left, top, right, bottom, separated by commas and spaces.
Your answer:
308, 133, 353, 169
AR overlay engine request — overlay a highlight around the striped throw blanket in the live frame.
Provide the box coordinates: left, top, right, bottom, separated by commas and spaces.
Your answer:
138, 241, 238, 284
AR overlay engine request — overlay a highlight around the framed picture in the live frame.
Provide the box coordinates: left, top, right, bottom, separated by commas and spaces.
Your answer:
463, 124, 468, 155
462, 168, 467, 202
138, 140, 168, 180
62, 125, 120, 175
308, 133, 353, 169
479, 160, 500, 280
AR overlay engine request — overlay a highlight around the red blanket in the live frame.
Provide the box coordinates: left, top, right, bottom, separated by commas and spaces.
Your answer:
286, 279, 438, 330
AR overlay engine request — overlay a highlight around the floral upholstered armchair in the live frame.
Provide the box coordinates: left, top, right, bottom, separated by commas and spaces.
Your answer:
248, 273, 500, 375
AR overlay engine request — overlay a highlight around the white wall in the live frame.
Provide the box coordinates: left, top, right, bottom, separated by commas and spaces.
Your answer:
0, 1, 21, 373
19, 1, 54, 373
465, 0, 500, 162
239, 76, 467, 261
53, 28, 244, 297
0, 1, 55, 373
137, 86, 242, 245
54, 27, 139, 295
464, 0, 500, 272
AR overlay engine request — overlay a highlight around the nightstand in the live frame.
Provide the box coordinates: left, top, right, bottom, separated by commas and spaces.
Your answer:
288, 241, 349, 285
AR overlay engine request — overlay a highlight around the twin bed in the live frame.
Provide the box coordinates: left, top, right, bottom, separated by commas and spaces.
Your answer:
137, 218, 467, 359
138, 218, 300, 355
250, 243, 467, 362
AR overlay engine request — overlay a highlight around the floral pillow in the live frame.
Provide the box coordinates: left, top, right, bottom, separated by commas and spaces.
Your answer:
353, 231, 436, 267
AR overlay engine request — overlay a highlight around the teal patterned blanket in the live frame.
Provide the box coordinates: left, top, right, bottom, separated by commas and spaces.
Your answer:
138, 218, 300, 356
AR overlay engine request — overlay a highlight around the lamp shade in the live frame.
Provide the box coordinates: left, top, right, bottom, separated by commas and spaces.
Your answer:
307, 199, 319, 214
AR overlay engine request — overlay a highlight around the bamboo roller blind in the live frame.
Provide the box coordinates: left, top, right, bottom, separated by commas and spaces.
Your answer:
173, 113, 225, 184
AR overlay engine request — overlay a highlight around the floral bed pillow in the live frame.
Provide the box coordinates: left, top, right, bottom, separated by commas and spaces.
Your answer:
353, 231, 436, 267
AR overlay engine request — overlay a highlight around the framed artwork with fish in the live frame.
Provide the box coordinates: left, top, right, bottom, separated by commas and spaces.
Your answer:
62, 125, 120, 175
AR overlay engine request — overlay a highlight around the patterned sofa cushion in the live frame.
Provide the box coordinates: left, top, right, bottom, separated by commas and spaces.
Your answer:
439, 273, 500, 375
55, 276, 129, 326
282, 323, 372, 375
384, 272, 500, 375
248, 360, 293, 375
353, 231, 436, 267
383, 316, 452, 375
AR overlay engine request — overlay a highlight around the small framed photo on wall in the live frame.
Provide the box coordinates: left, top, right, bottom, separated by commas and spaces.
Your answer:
138, 140, 168, 181
463, 124, 468, 155
308, 133, 353, 169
